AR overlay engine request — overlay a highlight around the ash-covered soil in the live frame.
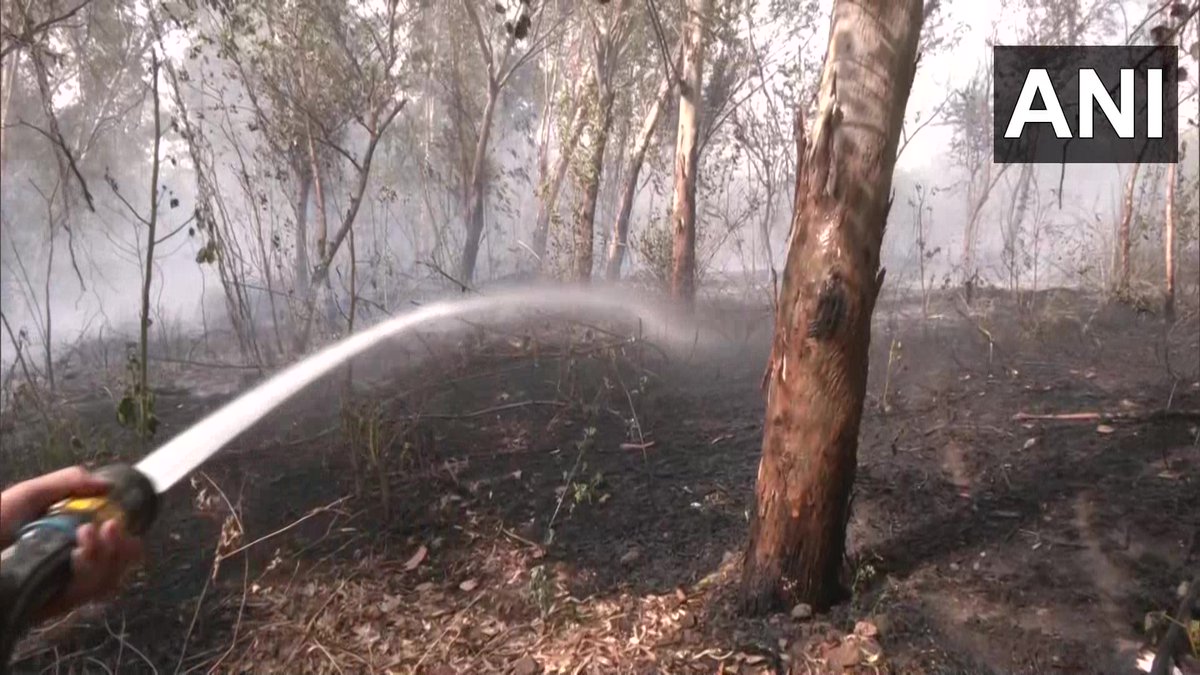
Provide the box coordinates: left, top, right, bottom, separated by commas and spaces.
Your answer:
4, 287, 1198, 674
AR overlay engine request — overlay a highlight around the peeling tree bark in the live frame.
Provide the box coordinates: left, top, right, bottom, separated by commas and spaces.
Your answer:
668, 0, 712, 303
573, 86, 615, 281
294, 169, 312, 295
740, 0, 924, 614
1163, 162, 1176, 320
1117, 163, 1140, 294
460, 82, 500, 283
306, 124, 329, 264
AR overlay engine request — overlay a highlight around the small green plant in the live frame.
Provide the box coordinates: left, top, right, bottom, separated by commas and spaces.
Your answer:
631, 217, 674, 287
850, 552, 884, 595
341, 397, 399, 517
570, 468, 604, 510
116, 344, 157, 440
545, 425, 598, 544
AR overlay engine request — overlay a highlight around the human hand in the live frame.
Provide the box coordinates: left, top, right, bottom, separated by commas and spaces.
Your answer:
1, 466, 144, 619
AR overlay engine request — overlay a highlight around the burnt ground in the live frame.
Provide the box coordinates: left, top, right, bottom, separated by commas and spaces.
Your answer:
2, 287, 1199, 674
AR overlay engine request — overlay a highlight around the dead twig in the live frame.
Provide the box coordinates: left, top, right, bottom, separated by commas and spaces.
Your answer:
287, 578, 349, 662
414, 399, 567, 420
103, 617, 157, 674
419, 260, 475, 293
1012, 410, 1200, 423
1151, 575, 1199, 675
218, 496, 350, 561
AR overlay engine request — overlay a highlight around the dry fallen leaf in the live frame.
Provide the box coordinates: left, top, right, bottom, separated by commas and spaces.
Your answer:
854, 620, 879, 638
379, 594, 403, 613
1096, 424, 1116, 434
404, 545, 428, 571
1022, 437, 1039, 450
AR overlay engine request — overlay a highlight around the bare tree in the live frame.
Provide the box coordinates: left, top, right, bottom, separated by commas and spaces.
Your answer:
1116, 162, 1141, 295
668, 0, 713, 303
569, 0, 633, 281
740, 0, 924, 613
531, 85, 588, 267
604, 47, 680, 280
458, 0, 554, 283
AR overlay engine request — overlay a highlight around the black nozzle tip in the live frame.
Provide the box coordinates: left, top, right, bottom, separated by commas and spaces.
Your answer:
94, 464, 159, 535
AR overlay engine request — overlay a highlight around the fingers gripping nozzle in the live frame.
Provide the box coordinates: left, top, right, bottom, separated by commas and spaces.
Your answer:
0, 464, 158, 672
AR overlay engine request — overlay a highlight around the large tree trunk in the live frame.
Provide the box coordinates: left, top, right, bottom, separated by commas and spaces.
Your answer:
533, 93, 589, 265
572, 89, 615, 282
740, 0, 924, 614
668, 0, 712, 303
460, 83, 500, 283
1117, 163, 1141, 294
307, 125, 329, 264
605, 54, 678, 280
294, 168, 313, 294
0, 53, 18, 166
1163, 162, 1176, 320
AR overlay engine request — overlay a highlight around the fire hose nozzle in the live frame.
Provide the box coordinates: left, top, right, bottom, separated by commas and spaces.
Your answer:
0, 464, 158, 672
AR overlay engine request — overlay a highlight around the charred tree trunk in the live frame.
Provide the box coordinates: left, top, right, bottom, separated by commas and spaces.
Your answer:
605, 54, 678, 280
668, 0, 712, 303
460, 83, 500, 284
573, 87, 615, 282
740, 0, 924, 614
533, 98, 588, 265
1117, 163, 1140, 294
1163, 162, 1176, 320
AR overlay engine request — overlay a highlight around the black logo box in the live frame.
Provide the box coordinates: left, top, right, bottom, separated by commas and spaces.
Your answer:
993, 46, 1179, 164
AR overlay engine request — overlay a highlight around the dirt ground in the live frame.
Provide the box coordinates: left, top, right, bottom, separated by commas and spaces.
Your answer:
3, 287, 1199, 674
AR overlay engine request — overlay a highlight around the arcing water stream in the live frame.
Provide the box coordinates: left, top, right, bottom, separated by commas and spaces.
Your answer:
135, 285, 711, 493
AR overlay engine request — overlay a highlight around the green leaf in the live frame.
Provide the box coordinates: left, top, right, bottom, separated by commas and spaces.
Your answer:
117, 397, 136, 427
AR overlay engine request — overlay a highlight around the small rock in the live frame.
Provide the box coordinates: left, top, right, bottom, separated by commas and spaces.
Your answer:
1096, 424, 1116, 434
854, 620, 879, 638
620, 548, 641, 565
791, 603, 814, 620
1022, 437, 1039, 450
512, 656, 542, 675
828, 639, 862, 668
459, 578, 479, 592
